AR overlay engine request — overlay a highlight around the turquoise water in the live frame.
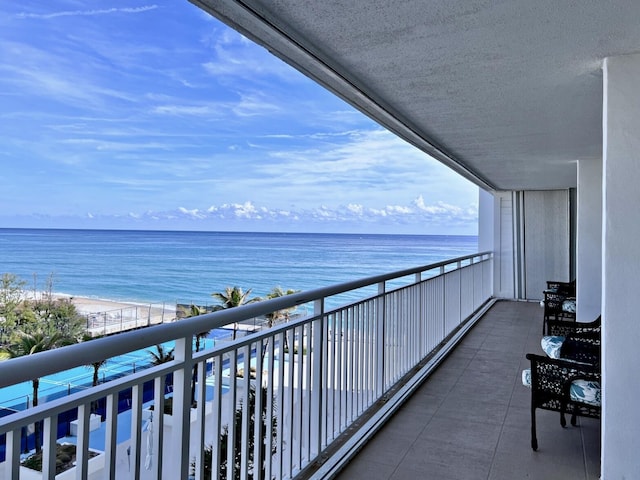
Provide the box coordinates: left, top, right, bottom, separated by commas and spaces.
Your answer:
0, 229, 477, 306
0, 337, 221, 413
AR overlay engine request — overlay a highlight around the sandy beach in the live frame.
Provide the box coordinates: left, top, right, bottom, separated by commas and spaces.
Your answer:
47, 293, 178, 335
63, 295, 174, 316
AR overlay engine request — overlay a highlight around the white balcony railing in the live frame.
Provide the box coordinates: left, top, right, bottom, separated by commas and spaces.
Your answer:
0, 252, 492, 480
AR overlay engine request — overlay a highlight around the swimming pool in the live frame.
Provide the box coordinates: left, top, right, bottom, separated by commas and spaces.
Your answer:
0, 329, 231, 414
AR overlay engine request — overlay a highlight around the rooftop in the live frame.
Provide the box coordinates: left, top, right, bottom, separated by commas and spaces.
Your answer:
335, 300, 600, 480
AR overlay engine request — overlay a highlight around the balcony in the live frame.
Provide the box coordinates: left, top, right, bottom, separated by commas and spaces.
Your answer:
335, 300, 600, 480
0, 252, 599, 479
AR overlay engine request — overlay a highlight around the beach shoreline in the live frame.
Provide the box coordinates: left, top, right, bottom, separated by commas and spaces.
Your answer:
24, 291, 176, 316
21, 291, 178, 335
60, 294, 176, 316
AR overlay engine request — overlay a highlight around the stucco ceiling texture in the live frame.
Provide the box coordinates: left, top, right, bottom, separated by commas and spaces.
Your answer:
195, 0, 640, 191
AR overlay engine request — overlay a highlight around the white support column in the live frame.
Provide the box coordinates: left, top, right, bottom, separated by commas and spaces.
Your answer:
576, 159, 602, 322
602, 53, 640, 479
478, 188, 494, 253
478, 188, 495, 301
480, 189, 516, 299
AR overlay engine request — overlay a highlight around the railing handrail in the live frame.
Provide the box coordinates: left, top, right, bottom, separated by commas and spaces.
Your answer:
0, 251, 491, 389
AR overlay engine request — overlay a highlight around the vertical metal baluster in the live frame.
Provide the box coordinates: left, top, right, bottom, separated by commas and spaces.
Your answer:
276, 332, 285, 479
193, 358, 206, 480
75, 403, 90, 480
130, 384, 142, 480
295, 324, 304, 472
240, 344, 251, 479
304, 321, 313, 462
5, 428, 20, 479
345, 306, 352, 427
153, 375, 165, 480
104, 393, 118, 480
254, 340, 264, 480
42, 415, 58, 479
211, 355, 222, 480
265, 334, 275, 480
334, 311, 342, 438
227, 349, 237, 480
286, 328, 295, 477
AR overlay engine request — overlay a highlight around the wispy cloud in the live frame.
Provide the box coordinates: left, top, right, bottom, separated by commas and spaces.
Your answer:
201, 28, 299, 83
16, 6, 159, 20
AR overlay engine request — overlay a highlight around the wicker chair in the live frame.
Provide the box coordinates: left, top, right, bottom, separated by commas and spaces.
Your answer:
525, 353, 600, 451
542, 280, 577, 334
546, 315, 601, 341
546, 280, 576, 297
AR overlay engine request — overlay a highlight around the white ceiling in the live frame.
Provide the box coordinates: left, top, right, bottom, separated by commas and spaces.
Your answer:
191, 0, 640, 191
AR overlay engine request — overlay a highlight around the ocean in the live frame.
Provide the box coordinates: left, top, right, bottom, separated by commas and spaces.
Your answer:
0, 229, 478, 307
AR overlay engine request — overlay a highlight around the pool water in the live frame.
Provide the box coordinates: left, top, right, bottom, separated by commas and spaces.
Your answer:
0, 330, 230, 414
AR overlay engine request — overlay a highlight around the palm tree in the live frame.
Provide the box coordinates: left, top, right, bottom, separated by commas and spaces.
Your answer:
264, 286, 299, 329
263, 286, 299, 358
148, 344, 175, 365
211, 287, 261, 340
0, 330, 74, 453
187, 304, 210, 352
81, 335, 107, 387
148, 344, 175, 413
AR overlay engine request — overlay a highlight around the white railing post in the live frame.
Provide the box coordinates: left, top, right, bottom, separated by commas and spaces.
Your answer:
310, 298, 324, 459
75, 403, 91, 479
171, 336, 193, 480
153, 376, 165, 480
104, 393, 118, 479
129, 384, 143, 479
42, 415, 58, 479
376, 282, 386, 396
4, 428, 20, 479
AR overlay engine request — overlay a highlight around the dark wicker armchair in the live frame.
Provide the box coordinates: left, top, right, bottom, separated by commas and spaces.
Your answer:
546, 280, 576, 297
525, 353, 600, 451
546, 315, 601, 340
542, 280, 577, 334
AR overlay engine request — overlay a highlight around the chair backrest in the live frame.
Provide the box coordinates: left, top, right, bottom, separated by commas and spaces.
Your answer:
560, 336, 600, 367
547, 315, 601, 338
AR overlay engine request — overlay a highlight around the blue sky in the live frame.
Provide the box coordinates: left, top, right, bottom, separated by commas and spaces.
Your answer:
0, 1, 478, 235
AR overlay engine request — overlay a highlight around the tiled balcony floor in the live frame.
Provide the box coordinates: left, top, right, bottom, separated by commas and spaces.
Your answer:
335, 300, 601, 480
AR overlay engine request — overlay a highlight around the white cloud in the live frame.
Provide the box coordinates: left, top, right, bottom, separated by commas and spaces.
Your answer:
100, 197, 477, 229
152, 103, 222, 117
178, 207, 206, 219
16, 6, 159, 20
232, 93, 282, 117
201, 29, 295, 82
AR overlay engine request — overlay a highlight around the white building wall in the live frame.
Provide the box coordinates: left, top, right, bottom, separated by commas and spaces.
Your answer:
601, 53, 640, 479
576, 159, 602, 322
522, 190, 571, 299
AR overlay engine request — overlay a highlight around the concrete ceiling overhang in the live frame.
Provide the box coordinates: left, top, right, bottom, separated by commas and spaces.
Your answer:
191, 0, 640, 192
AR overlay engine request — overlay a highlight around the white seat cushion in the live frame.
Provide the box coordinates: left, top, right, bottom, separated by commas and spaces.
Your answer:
541, 336, 565, 359
569, 379, 601, 407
